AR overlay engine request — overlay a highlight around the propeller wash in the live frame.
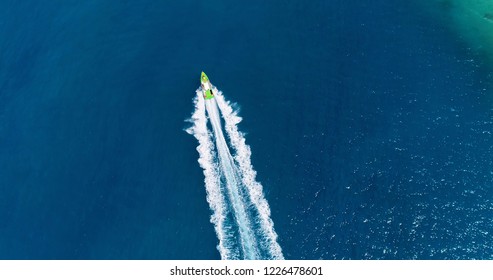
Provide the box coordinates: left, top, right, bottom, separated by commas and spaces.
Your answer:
186, 72, 284, 260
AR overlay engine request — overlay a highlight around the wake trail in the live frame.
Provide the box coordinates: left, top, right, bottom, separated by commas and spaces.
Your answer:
206, 99, 259, 259
187, 87, 284, 260
215, 91, 284, 260
186, 94, 236, 259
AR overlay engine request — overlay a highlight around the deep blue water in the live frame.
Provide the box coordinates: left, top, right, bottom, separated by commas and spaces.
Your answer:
1, 0, 492, 259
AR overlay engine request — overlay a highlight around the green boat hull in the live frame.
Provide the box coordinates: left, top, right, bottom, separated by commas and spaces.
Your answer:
200, 71, 214, 100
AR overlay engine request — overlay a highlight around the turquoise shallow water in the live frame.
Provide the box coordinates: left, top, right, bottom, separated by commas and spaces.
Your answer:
0, 1, 492, 259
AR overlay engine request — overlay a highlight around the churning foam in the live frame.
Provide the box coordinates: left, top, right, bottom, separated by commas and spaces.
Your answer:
215, 90, 284, 260
187, 88, 284, 260
186, 92, 236, 259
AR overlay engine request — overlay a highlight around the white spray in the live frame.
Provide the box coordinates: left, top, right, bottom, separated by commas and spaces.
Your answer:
187, 87, 284, 260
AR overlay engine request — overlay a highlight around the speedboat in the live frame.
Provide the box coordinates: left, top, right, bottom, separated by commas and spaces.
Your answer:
200, 71, 214, 100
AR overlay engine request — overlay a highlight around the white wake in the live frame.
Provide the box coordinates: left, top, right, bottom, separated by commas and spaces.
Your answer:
187, 87, 284, 260
186, 94, 236, 259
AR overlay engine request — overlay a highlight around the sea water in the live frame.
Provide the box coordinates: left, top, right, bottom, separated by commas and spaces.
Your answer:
0, 0, 492, 259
